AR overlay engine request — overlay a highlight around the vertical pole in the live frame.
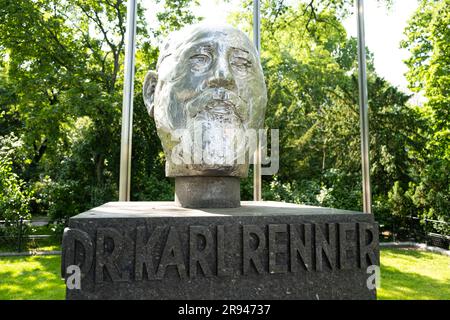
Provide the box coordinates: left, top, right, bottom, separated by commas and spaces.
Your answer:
17, 218, 23, 252
356, 0, 372, 213
119, 0, 137, 201
253, 0, 262, 201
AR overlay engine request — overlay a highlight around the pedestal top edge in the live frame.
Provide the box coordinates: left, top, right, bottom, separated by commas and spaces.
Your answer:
71, 201, 372, 219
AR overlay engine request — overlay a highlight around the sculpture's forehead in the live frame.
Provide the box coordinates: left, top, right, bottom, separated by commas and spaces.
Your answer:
158, 25, 256, 66
182, 27, 253, 49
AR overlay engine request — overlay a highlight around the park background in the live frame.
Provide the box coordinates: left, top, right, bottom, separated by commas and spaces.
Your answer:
0, 0, 449, 299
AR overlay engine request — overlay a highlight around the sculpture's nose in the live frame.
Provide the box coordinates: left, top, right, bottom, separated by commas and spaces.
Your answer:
207, 56, 235, 89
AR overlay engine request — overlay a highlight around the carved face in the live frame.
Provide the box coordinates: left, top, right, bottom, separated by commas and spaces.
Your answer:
143, 24, 267, 177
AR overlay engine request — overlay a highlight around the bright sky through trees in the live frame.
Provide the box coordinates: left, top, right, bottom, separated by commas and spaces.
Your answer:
342, 0, 419, 94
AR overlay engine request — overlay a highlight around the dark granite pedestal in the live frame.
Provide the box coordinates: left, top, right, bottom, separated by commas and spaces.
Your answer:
61, 201, 379, 300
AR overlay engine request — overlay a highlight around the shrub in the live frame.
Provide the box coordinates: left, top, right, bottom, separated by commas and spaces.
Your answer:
0, 155, 32, 238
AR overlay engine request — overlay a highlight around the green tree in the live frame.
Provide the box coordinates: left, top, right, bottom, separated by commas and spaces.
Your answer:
0, 134, 32, 235
401, 0, 449, 227
233, 1, 423, 223
0, 0, 198, 221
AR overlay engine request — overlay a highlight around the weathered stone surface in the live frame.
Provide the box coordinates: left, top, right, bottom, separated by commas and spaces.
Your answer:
175, 177, 240, 208
61, 201, 379, 300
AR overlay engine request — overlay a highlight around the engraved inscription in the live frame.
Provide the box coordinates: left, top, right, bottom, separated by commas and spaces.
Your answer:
359, 223, 379, 268
95, 228, 126, 283
268, 224, 288, 274
339, 223, 358, 269
290, 224, 312, 272
242, 225, 266, 275
314, 223, 336, 271
62, 222, 379, 283
189, 225, 213, 277
156, 226, 187, 280
135, 226, 165, 280
61, 228, 94, 279
217, 225, 233, 277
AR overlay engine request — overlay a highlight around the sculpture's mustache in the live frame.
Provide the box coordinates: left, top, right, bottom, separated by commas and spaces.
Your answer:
185, 88, 247, 122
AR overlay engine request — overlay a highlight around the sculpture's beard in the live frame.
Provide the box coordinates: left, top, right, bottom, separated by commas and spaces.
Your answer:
185, 106, 244, 169
166, 88, 248, 176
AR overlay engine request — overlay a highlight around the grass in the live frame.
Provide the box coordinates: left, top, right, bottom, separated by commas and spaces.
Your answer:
0, 248, 448, 300
0, 255, 65, 300
377, 248, 450, 300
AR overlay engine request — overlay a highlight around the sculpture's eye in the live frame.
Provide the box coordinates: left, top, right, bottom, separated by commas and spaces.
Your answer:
190, 54, 211, 72
230, 56, 252, 76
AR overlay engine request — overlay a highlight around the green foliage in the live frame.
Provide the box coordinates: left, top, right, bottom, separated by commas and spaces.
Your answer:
0, 0, 196, 221
230, 1, 424, 231
130, 90, 174, 202
155, 0, 201, 35
0, 158, 30, 222
388, 182, 413, 218
401, 0, 450, 227
262, 175, 320, 205
0, 134, 32, 237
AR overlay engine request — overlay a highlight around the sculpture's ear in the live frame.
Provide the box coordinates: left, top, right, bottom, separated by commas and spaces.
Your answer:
143, 70, 158, 117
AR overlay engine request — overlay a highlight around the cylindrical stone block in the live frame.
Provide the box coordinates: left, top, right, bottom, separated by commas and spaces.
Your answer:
175, 177, 240, 208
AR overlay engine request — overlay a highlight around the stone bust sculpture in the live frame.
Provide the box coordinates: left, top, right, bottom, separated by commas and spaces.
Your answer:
143, 23, 267, 208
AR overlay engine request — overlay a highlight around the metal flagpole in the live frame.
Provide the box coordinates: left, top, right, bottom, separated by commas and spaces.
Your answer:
356, 0, 372, 213
253, 0, 262, 201
119, 0, 138, 201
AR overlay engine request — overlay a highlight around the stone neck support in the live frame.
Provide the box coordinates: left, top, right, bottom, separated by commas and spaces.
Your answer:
175, 176, 240, 208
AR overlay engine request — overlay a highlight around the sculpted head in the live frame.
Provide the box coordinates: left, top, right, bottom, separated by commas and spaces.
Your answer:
143, 23, 267, 177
